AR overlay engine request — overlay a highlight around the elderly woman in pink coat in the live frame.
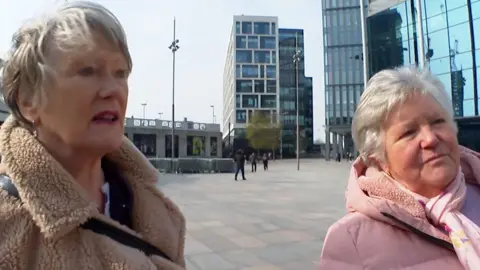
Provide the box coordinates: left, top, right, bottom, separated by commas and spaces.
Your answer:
319, 67, 480, 270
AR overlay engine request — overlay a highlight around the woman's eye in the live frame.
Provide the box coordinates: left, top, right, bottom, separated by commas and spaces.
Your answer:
432, 118, 446, 125
115, 69, 128, 78
78, 66, 95, 76
401, 129, 415, 138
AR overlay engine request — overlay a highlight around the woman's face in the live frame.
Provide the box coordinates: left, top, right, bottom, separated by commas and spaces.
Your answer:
378, 93, 460, 198
24, 33, 129, 155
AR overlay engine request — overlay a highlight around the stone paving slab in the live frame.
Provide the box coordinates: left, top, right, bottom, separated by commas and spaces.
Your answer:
157, 159, 352, 270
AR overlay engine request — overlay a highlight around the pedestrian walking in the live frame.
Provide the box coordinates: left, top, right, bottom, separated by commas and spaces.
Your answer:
262, 153, 269, 171
250, 152, 257, 172
234, 150, 246, 181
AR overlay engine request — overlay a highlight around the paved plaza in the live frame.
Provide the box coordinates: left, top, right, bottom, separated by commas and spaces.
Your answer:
157, 159, 352, 270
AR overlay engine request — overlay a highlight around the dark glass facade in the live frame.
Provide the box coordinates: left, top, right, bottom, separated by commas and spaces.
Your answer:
367, 0, 480, 151
279, 28, 314, 157
322, 0, 363, 158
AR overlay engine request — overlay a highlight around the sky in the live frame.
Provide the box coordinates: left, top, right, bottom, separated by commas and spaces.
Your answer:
0, 0, 325, 141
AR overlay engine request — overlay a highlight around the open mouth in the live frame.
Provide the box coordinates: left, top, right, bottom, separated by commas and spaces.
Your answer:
92, 111, 119, 124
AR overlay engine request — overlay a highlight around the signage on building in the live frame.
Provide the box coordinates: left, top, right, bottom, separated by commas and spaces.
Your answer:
160, 121, 182, 128
124, 118, 209, 131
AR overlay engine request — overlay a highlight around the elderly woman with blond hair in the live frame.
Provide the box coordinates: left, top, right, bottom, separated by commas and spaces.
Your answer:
0, 1, 186, 269
319, 67, 480, 270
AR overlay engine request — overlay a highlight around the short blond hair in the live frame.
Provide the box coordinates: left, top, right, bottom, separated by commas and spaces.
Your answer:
1, 1, 132, 129
352, 66, 457, 165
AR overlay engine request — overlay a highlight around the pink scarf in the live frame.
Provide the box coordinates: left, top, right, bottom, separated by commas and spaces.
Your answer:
425, 169, 480, 269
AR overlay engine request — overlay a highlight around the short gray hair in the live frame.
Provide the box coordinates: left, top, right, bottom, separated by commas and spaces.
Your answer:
1, 1, 132, 129
352, 66, 457, 165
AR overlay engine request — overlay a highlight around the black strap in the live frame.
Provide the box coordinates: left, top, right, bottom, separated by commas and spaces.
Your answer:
80, 218, 172, 259
0, 175, 172, 262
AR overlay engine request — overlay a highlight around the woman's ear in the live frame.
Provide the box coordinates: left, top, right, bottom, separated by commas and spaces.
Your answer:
16, 90, 40, 123
368, 154, 389, 174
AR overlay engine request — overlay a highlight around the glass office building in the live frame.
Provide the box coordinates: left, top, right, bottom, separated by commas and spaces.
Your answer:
278, 29, 314, 157
223, 16, 280, 153
367, 0, 480, 151
322, 0, 364, 159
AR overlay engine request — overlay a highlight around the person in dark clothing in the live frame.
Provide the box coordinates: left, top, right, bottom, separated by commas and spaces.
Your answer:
250, 153, 257, 172
262, 153, 268, 171
234, 150, 246, 181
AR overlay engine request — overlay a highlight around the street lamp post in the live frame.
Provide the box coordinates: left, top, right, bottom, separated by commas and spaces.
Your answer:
210, 105, 215, 123
277, 111, 287, 159
141, 102, 147, 120
169, 18, 179, 159
293, 33, 302, 171
359, 0, 369, 88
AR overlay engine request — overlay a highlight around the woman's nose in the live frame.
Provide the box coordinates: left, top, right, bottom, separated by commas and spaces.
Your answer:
98, 75, 125, 98
419, 126, 440, 148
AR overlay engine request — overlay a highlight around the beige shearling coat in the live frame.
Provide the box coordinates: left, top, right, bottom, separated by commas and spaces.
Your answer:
0, 116, 186, 269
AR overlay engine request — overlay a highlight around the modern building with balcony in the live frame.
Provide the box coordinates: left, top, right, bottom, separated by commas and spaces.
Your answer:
366, 0, 480, 151
278, 28, 314, 157
322, 0, 364, 159
222, 15, 280, 152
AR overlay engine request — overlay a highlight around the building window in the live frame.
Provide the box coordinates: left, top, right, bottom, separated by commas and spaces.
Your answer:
236, 94, 241, 107
254, 80, 265, 93
242, 22, 252, 34
210, 137, 218, 156
248, 36, 258, 49
254, 51, 271, 63
242, 65, 259, 78
261, 95, 276, 108
236, 110, 247, 123
236, 80, 253, 93
242, 95, 259, 108
271, 51, 276, 64
260, 65, 265, 78
133, 134, 156, 157
187, 136, 206, 156
236, 50, 252, 63
254, 22, 270, 34
236, 64, 241, 78
271, 22, 276, 35
236, 36, 247, 48
266, 65, 276, 78
266, 80, 276, 93
236, 22, 241, 34
260, 36, 276, 49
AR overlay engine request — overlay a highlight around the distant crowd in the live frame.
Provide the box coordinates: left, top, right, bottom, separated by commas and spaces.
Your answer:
230, 150, 273, 181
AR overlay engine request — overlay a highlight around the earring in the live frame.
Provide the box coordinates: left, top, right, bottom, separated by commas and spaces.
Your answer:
31, 120, 38, 138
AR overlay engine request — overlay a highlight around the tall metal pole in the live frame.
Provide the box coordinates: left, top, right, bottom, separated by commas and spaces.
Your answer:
359, 0, 369, 88
210, 105, 215, 123
169, 18, 180, 159
415, 0, 425, 69
280, 113, 283, 160
228, 121, 231, 149
141, 103, 147, 120
293, 33, 301, 171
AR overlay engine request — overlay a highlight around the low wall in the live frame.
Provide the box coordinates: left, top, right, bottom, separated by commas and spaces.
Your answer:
149, 158, 235, 174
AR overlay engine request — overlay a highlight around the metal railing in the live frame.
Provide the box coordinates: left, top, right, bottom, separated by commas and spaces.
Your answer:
148, 158, 235, 174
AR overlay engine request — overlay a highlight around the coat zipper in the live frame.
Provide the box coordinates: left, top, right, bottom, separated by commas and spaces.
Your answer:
381, 212, 455, 252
